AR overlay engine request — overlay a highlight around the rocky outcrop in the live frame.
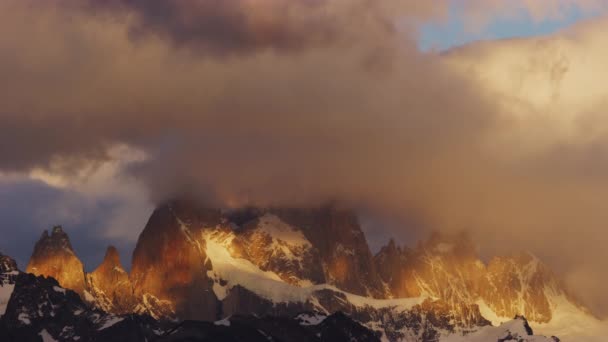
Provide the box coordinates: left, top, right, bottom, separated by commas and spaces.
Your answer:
25, 226, 86, 296
87, 246, 136, 314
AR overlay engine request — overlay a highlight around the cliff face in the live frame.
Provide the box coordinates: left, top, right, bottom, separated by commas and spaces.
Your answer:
374, 232, 578, 325
128, 202, 389, 320
129, 200, 220, 321
25, 226, 86, 296
480, 253, 563, 323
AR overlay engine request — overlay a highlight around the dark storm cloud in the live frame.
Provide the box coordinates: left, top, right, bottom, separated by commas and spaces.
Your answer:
119, 0, 337, 54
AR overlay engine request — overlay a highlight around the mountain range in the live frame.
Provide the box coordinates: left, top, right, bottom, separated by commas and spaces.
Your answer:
0, 200, 601, 341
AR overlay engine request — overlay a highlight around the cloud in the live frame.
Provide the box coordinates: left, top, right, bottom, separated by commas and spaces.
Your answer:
438, 15, 608, 316
86, 0, 445, 56
0, 0, 608, 317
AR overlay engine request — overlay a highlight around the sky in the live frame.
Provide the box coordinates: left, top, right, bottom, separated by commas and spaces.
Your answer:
419, 1, 605, 50
1, 0, 608, 317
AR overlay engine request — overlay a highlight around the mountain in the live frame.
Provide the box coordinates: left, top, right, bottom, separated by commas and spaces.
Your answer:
86, 246, 137, 314
1, 253, 383, 342
10, 200, 599, 341
25, 226, 86, 296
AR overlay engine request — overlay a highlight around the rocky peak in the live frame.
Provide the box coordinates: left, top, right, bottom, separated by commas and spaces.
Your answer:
374, 238, 410, 297
87, 246, 136, 314
0, 252, 18, 274
102, 246, 121, 268
33, 225, 75, 256
26, 225, 86, 296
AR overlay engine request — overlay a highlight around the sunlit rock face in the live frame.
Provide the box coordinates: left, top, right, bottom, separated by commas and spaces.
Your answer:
129, 201, 388, 321
374, 231, 580, 326
87, 246, 136, 314
26, 226, 86, 296
480, 253, 564, 323
230, 212, 325, 286
273, 206, 387, 298
129, 200, 220, 321
375, 232, 489, 326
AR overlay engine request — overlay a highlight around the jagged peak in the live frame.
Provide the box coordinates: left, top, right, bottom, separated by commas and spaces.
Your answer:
376, 238, 406, 258
31, 225, 75, 256
103, 246, 122, 268
51, 225, 64, 234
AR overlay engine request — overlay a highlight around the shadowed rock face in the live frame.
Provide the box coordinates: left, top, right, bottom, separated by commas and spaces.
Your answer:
87, 246, 137, 314
25, 226, 86, 296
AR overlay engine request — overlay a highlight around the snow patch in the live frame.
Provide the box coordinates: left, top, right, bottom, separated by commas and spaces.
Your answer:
18, 312, 31, 325
112, 266, 126, 273
53, 286, 66, 294
98, 316, 125, 330
441, 318, 554, 342
532, 291, 606, 342
39, 329, 58, 342
475, 299, 510, 326
212, 281, 228, 301
203, 229, 426, 310
214, 317, 231, 327
257, 214, 311, 248
0, 283, 15, 317
83, 290, 94, 302
296, 313, 327, 326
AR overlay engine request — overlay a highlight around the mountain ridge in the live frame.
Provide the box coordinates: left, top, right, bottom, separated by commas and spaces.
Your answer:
8, 199, 598, 341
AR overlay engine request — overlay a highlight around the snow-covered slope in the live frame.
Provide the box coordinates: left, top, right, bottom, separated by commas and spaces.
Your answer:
442, 317, 558, 342
203, 227, 425, 310
0, 253, 18, 317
